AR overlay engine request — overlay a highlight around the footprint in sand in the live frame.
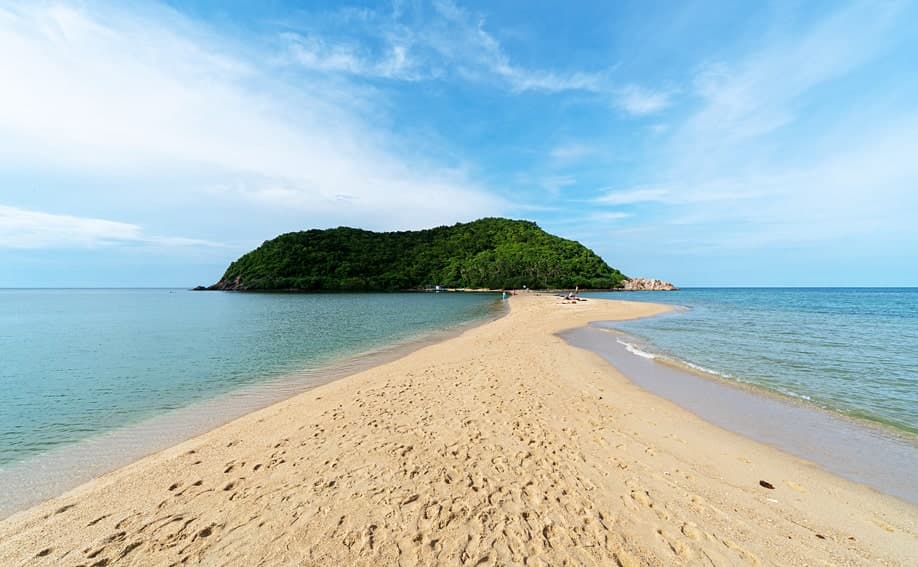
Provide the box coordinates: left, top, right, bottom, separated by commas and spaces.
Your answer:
630, 489, 653, 508
680, 522, 703, 541
871, 518, 897, 533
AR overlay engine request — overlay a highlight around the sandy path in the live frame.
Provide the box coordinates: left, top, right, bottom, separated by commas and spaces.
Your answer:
0, 295, 915, 565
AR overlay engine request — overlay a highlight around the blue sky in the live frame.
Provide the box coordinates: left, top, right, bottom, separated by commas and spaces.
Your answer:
1, 0, 916, 287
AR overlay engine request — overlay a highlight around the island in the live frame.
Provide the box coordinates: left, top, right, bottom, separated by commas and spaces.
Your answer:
202, 218, 631, 292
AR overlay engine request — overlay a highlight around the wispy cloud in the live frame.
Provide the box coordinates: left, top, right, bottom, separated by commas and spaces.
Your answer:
615, 85, 672, 116
606, 1, 916, 254
275, 0, 686, 131
0, 205, 222, 249
283, 33, 421, 79
424, 0, 605, 93
594, 187, 672, 205
549, 142, 597, 164
604, 115, 918, 251
280, 0, 609, 95
0, 1, 505, 233
680, 2, 900, 154
540, 175, 577, 196
588, 211, 630, 222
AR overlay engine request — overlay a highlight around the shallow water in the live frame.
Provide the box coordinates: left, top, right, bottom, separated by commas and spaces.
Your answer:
563, 325, 918, 504
0, 290, 501, 468
585, 288, 918, 436
0, 310, 504, 518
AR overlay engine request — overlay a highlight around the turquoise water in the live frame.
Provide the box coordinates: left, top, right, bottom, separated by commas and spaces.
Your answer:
586, 288, 918, 436
0, 290, 501, 467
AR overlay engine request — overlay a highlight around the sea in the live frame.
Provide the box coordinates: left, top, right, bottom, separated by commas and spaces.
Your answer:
584, 288, 918, 436
1, 287, 916, 512
0, 289, 502, 516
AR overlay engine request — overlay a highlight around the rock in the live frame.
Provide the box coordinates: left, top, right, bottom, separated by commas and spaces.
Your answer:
621, 277, 678, 291
208, 275, 247, 291
192, 285, 208, 291
759, 480, 775, 489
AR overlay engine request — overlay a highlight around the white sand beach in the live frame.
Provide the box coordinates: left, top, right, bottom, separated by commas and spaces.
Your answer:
1, 295, 915, 565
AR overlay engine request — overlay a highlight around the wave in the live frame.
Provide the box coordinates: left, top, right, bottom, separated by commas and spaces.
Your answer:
679, 359, 734, 380
615, 337, 740, 381
615, 336, 821, 404
776, 388, 812, 401
615, 338, 657, 359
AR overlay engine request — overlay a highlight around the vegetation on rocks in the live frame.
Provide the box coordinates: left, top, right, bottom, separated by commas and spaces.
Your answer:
209, 218, 627, 291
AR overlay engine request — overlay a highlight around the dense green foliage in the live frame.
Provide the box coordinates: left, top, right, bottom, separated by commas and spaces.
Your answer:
215, 218, 626, 291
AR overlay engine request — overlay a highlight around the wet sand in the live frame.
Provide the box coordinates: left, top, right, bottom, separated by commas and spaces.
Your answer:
563, 324, 918, 504
0, 294, 915, 565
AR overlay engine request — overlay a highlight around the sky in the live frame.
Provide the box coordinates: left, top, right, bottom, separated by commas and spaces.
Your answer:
1, 0, 917, 287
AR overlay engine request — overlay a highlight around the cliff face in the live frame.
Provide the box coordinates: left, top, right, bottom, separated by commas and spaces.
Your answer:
621, 277, 678, 291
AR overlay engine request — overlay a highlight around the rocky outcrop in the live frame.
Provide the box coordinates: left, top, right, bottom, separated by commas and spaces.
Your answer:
621, 277, 677, 291
199, 275, 247, 291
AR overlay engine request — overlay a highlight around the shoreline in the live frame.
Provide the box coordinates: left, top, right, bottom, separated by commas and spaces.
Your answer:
1, 295, 914, 565
584, 288, 918, 439
623, 326, 918, 443
0, 298, 507, 520
582, 303, 917, 444
563, 324, 918, 504
594, 308, 918, 440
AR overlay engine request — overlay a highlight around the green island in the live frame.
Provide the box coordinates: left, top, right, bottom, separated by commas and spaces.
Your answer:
204, 217, 627, 291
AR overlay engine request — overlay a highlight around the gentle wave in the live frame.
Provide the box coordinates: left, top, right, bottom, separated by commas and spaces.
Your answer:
590, 288, 918, 436
564, 324, 918, 504
614, 338, 656, 359
679, 359, 734, 380
614, 336, 739, 379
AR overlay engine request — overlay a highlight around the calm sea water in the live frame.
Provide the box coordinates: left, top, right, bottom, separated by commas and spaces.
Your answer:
587, 288, 918, 436
0, 290, 501, 467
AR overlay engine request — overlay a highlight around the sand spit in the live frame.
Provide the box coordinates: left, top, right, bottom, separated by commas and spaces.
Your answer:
1, 295, 915, 565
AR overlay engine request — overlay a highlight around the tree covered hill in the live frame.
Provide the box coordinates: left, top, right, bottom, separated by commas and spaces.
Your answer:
207, 218, 627, 291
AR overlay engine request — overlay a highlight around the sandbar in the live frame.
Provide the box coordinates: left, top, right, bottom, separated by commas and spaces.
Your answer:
0, 295, 914, 565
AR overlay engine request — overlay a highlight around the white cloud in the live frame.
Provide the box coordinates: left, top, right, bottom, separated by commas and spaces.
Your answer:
0, 205, 221, 249
724, 118, 918, 244
604, 113, 918, 252
428, 0, 604, 93
588, 211, 630, 222
597, 180, 772, 206
601, 1, 917, 255
549, 142, 596, 163
616, 85, 672, 116
594, 187, 672, 205
540, 175, 577, 196
281, 0, 606, 95
0, 1, 505, 235
680, 2, 900, 153
284, 33, 421, 80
